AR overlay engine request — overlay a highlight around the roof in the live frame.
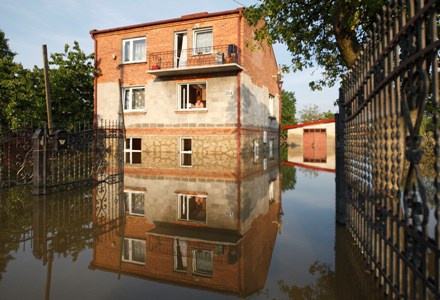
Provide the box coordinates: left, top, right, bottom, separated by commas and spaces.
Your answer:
90, 7, 244, 37
282, 118, 335, 130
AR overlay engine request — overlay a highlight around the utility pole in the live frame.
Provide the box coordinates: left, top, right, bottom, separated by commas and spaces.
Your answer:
42, 45, 54, 135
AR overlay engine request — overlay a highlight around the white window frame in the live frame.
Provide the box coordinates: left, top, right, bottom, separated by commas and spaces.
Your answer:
125, 137, 142, 164
123, 86, 145, 111
122, 238, 146, 265
192, 249, 213, 276
124, 190, 145, 216
177, 193, 207, 223
122, 37, 146, 63
192, 28, 213, 55
177, 82, 207, 110
179, 137, 192, 167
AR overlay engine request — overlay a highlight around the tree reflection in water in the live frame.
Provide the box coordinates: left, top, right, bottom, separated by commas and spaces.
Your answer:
277, 261, 335, 300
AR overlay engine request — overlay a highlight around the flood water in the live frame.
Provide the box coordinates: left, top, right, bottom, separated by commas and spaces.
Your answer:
0, 151, 385, 299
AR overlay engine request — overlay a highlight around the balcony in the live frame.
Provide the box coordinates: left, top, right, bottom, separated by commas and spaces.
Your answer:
147, 44, 243, 77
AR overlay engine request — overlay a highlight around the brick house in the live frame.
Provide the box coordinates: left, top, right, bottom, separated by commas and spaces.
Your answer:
90, 160, 281, 297
89, 8, 281, 171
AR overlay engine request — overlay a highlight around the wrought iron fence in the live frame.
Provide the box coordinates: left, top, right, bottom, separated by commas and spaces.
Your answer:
33, 120, 124, 194
0, 127, 34, 189
148, 44, 241, 70
337, 0, 439, 298
0, 120, 124, 195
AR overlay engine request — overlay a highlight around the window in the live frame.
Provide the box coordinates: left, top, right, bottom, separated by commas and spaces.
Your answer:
125, 138, 142, 164
123, 37, 146, 63
253, 140, 259, 162
123, 87, 145, 111
193, 250, 213, 276
193, 28, 212, 54
179, 138, 192, 167
269, 181, 274, 204
178, 83, 206, 110
269, 94, 275, 117
269, 139, 274, 159
174, 238, 187, 272
122, 238, 146, 264
124, 190, 145, 216
177, 194, 207, 223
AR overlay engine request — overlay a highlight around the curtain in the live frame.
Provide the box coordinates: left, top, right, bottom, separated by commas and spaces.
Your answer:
195, 31, 212, 53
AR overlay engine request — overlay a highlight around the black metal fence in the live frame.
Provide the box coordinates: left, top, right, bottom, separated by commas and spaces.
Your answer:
337, 0, 439, 298
0, 127, 34, 189
0, 120, 124, 194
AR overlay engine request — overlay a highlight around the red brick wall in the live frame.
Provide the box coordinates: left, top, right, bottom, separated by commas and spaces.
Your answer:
92, 9, 279, 95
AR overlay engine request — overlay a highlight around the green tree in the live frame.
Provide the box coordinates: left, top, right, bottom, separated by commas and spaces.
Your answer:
281, 90, 296, 143
0, 36, 95, 130
298, 104, 334, 123
0, 29, 19, 127
244, 0, 383, 89
49, 41, 95, 129
280, 144, 297, 191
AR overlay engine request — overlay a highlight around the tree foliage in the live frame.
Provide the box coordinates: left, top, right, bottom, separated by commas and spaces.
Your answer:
0, 30, 95, 130
298, 104, 334, 123
281, 90, 296, 143
244, 0, 383, 89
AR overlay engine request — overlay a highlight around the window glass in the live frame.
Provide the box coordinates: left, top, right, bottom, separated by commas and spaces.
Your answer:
125, 138, 142, 164
193, 250, 213, 275
123, 87, 145, 111
194, 29, 212, 54
123, 37, 146, 63
179, 138, 192, 167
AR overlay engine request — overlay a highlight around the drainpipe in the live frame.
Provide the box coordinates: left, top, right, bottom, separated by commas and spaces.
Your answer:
236, 9, 243, 293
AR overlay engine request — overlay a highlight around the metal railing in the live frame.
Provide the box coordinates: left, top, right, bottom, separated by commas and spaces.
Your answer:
148, 44, 241, 70
337, 0, 440, 298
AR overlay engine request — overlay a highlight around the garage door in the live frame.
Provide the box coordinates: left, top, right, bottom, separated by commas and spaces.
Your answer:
303, 128, 327, 162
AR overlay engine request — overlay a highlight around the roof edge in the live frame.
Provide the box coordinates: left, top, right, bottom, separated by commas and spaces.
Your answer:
90, 7, 244, 37
282, 118, 335, 130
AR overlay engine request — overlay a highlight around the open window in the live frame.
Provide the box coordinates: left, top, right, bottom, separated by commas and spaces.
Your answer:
177, 194, 207, 223
178, 83, 206, 110
174, 31, 187, 68
173, 238, 187, 272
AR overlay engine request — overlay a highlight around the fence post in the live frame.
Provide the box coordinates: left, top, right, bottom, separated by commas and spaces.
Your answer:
335, 90, 346, 224
32, 128, 47, 195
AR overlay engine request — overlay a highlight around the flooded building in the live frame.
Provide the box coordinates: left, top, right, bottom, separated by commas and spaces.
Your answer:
90, 8, 281, 168
90, 152, 281, 297
285, 119, 335, 171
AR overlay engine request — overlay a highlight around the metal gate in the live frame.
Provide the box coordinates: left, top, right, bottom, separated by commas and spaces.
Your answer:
336, 0, 440, 298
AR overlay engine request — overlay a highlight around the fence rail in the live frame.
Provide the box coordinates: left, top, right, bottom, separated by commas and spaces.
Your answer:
337, 0, 439, 298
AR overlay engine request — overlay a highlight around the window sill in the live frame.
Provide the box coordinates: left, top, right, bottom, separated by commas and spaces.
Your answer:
119, 61, 146, 66
124, 111, 147, 115
175, 109, 208, 114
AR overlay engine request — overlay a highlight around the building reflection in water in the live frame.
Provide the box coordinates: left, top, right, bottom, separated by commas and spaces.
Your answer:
90, 151, 282, 298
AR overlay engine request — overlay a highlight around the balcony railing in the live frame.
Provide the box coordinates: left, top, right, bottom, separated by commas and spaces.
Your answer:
147, 44, 241, 75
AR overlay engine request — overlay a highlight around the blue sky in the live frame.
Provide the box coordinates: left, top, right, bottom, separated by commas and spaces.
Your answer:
0, 0, 338, 116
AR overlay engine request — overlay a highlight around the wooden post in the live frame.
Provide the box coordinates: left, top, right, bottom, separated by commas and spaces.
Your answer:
42, 45, 54, 135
